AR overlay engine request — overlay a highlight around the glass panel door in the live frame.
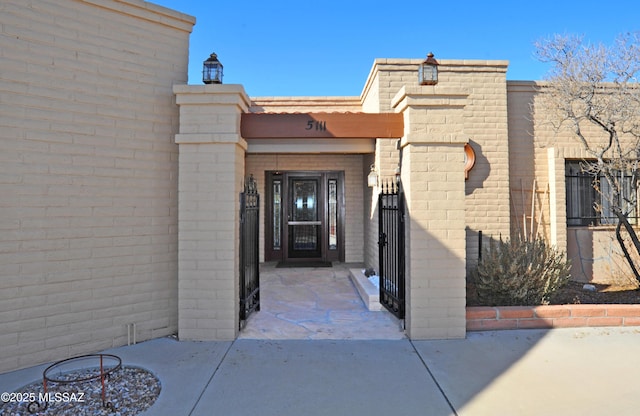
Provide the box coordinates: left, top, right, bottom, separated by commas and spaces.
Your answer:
288, 177, 322, 258
265, 171, 344, 263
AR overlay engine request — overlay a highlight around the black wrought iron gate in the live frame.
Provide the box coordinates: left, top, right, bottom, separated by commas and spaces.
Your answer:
378, 180, 405, 319
240, 175, 260, 327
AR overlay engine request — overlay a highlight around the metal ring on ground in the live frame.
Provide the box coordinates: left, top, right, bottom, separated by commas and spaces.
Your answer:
43, 354, 122, 384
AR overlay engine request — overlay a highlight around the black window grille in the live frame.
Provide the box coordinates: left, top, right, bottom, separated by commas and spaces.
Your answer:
565, 160, 639, 226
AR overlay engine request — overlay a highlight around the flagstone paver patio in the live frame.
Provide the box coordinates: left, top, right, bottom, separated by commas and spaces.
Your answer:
238, 263, 405, 340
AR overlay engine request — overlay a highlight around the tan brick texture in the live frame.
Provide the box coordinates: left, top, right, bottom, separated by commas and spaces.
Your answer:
174, 85, 251, 341
0, 0, 194, 372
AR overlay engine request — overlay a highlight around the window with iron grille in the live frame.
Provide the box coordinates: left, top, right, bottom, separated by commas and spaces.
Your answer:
565, 160, 639, 226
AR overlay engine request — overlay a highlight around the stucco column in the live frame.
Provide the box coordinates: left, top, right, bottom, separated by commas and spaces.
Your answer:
173, 85, 250, 341
392, 86, 468, 339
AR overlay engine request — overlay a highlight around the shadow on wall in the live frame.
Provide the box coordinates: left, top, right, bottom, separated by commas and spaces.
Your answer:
363, 152, 379, 270
465, 228, 509, 307
465, 227, 506, 278
567, 227, 595, 282
567, 227, 640, 285
463, 140, 490, 274
465, 139, 489, 196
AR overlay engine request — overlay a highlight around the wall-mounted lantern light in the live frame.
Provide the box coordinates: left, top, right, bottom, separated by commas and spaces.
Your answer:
418, 52, 439, 85
203, 52, 223, 84
367, 164, 378, 188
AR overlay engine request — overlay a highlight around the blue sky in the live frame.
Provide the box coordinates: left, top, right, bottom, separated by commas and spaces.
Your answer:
151, 0, 639, 97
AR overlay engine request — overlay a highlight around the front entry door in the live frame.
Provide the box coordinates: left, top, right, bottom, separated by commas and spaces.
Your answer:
288, 176, 322, 258
265, 171, 344, 263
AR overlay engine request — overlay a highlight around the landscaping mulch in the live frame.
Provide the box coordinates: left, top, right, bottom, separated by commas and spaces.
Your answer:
548, 280, 640, 305
467, 280, 640, 307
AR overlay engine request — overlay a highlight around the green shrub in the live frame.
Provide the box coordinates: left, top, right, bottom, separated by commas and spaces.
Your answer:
472, 237, 571, 306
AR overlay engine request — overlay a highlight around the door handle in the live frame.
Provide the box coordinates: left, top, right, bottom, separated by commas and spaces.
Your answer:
288, 221, 322, 226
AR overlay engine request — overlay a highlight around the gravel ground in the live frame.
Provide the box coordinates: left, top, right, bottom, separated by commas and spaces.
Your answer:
1, 366, 160, 416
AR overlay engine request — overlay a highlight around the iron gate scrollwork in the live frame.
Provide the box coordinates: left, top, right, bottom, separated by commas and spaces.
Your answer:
378, 179, 405, 319
240, 175, 260, 327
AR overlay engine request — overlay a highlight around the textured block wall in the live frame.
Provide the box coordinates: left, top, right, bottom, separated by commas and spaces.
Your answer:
449, 62, 511, 272
506, 82, 540, 240
174, 85, 250, 341
362, 59, 511, 275
0, 0, 194, 372
390, 83, 469, 339
401, 143, 467, 338
177, 143, 245, 341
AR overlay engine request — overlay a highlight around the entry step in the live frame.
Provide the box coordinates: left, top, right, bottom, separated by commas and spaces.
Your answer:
349, 269, 382, 311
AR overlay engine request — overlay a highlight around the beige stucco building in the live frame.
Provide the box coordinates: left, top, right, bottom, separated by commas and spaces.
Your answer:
1, 0, 636, 373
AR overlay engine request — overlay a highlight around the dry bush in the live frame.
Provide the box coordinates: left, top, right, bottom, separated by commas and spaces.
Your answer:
472, 237, 571, 306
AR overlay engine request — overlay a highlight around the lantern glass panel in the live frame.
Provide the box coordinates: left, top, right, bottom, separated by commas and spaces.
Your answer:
204, 65, 220, 83
419, 64, 437, 85
367, 170, 377, 187
203, 57, 223, 84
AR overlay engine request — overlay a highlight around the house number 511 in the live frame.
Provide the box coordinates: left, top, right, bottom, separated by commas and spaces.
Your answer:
305, 120, 326, 131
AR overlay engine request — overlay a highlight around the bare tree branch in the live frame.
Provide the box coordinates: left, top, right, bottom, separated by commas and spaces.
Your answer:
535, 32, 640, 283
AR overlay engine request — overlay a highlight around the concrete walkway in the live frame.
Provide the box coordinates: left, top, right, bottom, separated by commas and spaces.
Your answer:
2, 328, 640, 415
